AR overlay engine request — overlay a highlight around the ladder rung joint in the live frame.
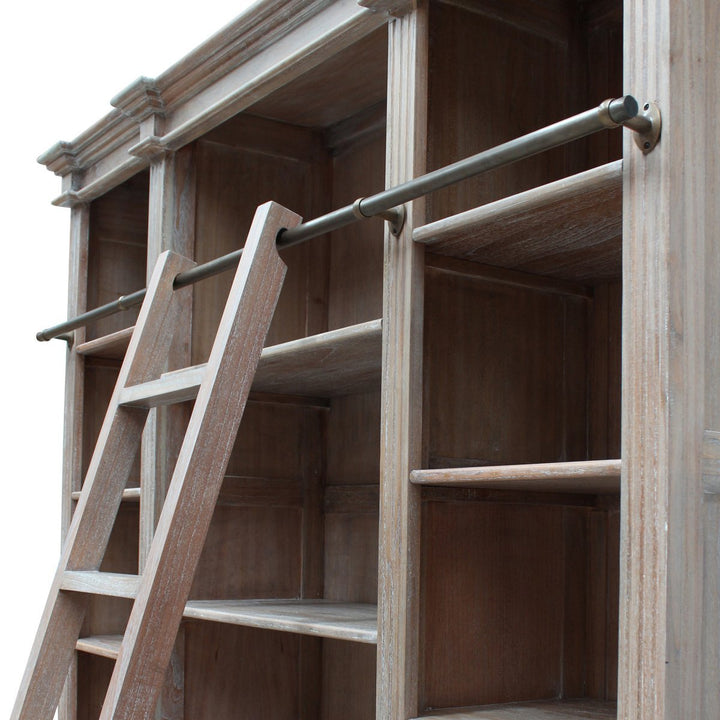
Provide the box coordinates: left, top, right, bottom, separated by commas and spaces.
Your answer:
60, 571, 140, 599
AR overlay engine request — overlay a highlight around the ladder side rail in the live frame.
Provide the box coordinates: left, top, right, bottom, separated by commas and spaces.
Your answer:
11, 250, 195, 720
101, 201, 301, 720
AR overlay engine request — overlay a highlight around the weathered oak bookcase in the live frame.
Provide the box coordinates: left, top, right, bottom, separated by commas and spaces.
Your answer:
25, 0, 719, 718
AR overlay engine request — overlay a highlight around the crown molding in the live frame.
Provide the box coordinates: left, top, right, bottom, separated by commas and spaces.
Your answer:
111, 77, 165, 121
37, 0, 387, 202
358, 0, 415, 17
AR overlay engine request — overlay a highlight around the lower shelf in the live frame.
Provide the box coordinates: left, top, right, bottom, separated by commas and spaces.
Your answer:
415, 698, 616, 719
76, 599, 378, 658
411, 460, 621, 494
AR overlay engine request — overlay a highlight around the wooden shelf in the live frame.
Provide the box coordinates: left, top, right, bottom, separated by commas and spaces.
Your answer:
75, 635, 122, 660
253, 319, 381, 396
415, 698, 616, 719
413, 161, 622, 282
71, 487, 140, 502
75, 327, 134, 360
119, 319, 382, 407
183, 599, 378, 644
410, 460, 621, 494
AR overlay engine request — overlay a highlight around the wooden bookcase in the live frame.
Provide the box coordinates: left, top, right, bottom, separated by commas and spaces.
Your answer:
32, 1, 719, 719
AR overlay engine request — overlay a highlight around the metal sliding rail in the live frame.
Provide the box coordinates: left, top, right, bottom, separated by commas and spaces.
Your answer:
37, 95, 659, 342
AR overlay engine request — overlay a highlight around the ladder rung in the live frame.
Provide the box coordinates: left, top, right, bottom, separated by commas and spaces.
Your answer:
60, 571, 140, 599
71, 487, 140, 502
118, 365, 206, 408
76, 635, 123, 660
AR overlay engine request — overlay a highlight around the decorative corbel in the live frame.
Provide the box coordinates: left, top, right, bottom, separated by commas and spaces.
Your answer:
112, 77, 168, 161
358, 0, 416, 18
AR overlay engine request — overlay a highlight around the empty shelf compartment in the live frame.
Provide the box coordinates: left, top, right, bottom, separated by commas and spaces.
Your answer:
414, 162, 622, 282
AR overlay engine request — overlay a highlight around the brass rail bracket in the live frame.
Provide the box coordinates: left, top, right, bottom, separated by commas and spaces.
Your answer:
626, 101, 662, 154
353, 197, 406, 236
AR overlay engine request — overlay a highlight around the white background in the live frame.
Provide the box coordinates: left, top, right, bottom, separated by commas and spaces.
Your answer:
0, 2, 254, 715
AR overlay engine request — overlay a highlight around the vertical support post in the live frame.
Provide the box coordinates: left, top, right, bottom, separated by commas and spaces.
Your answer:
621, 0, 719, 718
141, 146, 196, 720
141, 146, 196, 569
377, 4, 428, 719
59, 203, 90, 720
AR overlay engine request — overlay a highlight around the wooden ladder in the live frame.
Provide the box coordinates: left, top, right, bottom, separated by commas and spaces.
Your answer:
12, 201, 301, 720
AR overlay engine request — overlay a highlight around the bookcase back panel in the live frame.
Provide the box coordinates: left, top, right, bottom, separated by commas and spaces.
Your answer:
87, 172, 149, 340
328, 131, 386, 331
420, 499, 619, 708
185, 623, 300, 719
427, 2, 573, 223
321, 639, 377, 720
191, 139, 330, 363
424, 268, 589, 467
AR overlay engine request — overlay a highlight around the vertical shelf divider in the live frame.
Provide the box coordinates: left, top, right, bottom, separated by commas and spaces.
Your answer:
377, 4, 428, 719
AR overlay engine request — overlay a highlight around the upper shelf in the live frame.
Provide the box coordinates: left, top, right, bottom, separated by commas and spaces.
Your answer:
414, 698, 616, 719
413, 161, 622, 283
184, 599, 377, 644
78, 318, 382, 398
76, 599, 377, 653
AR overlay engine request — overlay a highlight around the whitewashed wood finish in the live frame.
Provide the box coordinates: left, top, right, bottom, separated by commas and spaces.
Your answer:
183, 599, 378, 643
75, 635, 123, 660
60, 571, 141, 599
621, 1, 719, 718
71, 488, 140, 502
141, 146, 196, 576
75, 326, 134, 359
100, 202, 299, 720
120, 318, 382, 406
410, 459, 621, 493
413, 161, 622, 282
414, 698, 616, 719
701, 430, 720, 493
39, 0, 388, 206
119, 366, 205, 408
59, 203, 90, 720
254, 318, 381, 395
11, 251, 194, 720
377, 5, 427, 719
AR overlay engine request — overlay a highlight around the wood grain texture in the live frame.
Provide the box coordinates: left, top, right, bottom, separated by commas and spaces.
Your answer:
620, 1, 718, 718
410, 459, 621, 493
141, 153, 196, 655
183, 599, 377, 643
183, 623, 299, 720
71, 488, 140, 503
414, 697, 616, 719
11, 250, 194, 720
424, 270, 589, 468
61, 205, 88, 720
328, 128, 386, 330
122, 319, 382, 405
75, 327, 134, 360
191, 139, 329, 362
100, 202, 299, 720
250, 26, 388, 128
76, 636, 123, 660
421, 502, 567, 708
61, 571, 141, 599
377, 6, 427, 719
413, 161, 622, 282
86, 172, 149, 340
426, 2, 572, 224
